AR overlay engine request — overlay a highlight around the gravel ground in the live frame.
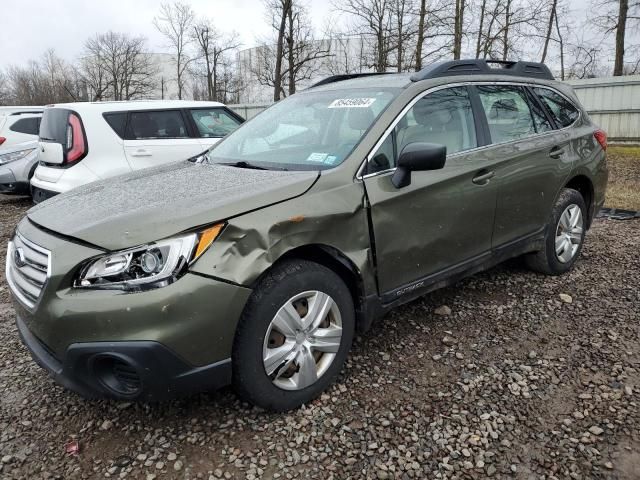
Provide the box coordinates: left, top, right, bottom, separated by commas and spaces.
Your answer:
0, 194, 639, 480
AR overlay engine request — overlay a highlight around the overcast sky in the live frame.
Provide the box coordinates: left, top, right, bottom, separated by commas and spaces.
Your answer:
1, 0, 593, 68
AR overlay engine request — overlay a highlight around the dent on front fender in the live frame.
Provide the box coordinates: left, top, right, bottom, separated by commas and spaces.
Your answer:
190, 180, 377, 295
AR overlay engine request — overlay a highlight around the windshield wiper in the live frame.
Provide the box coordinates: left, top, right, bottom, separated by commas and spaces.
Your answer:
220, 161, 288, 171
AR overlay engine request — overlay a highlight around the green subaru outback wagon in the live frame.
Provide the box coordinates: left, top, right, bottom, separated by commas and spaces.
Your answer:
6, 60, 607, 411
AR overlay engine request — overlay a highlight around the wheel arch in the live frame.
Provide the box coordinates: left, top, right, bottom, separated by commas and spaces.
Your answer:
564, 174, 595, 228
257, 244, 376, 333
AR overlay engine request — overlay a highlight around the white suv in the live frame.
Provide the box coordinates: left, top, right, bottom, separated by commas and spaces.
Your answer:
31, 100, 243, 202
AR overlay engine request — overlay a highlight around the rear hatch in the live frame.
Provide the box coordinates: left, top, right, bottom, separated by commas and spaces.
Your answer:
36, 108, 87, 183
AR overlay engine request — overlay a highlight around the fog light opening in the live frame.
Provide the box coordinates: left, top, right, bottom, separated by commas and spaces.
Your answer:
92, 355, 142, 397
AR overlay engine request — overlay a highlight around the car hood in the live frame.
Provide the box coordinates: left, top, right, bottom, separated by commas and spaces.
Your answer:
27, 161, 319, 250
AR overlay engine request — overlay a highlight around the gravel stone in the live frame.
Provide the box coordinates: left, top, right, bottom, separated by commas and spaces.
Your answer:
0, 195, 638, 479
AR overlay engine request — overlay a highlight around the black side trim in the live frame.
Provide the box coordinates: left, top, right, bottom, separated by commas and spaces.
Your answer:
380, 228, 545, 307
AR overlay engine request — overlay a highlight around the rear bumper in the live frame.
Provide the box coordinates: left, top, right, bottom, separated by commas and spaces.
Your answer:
17, 314, 232, 401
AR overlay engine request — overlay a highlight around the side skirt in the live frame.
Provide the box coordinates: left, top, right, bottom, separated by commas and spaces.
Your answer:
360, 229, 545, 328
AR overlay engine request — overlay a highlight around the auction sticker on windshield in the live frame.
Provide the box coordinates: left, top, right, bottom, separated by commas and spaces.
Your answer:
328, 98, 377, 108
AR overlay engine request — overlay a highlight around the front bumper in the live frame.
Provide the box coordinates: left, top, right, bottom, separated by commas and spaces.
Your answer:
0, 168, 29, 194
17, 314, 232, 400
0, 151, 38, 195
8, 219, 253, 400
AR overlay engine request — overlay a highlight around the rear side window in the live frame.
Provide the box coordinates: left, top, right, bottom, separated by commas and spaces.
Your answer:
189, 108, 241, 137
128, 110, 188, 139
103, 112, 127, 138
9, 117, 40, 135
533, 87, 579, 128
477, 85, 537, 143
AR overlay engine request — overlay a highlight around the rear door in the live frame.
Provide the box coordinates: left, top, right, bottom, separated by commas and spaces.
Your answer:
473, 84, 574, 247
123, 109, 203, 170
363, 86, 499, 297
187, 107, 243, 149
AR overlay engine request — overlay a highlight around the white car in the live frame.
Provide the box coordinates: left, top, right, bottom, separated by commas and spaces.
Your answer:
31, 100, 243, 202
0, 107, 43, 147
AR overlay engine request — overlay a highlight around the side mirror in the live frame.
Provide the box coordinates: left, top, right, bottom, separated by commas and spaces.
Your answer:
392, 142, 446, 188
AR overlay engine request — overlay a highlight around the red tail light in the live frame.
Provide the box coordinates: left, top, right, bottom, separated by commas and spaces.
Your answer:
66, 113, 87, 164
594, 130, 607, 151
0, 137, 6, 146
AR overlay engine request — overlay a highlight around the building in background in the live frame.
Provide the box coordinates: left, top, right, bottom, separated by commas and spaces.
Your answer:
236, 35, 375, 104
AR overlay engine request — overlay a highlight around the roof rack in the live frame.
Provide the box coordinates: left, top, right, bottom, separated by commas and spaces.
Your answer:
410, 59, 554, 82
308, 72, 391, 89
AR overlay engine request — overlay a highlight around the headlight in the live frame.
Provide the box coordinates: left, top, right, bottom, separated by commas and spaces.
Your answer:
76, 224, 223, 290
0, 148, 36, 165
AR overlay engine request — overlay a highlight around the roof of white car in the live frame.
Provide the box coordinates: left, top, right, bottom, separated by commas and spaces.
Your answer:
44, 100, 227, 112
0, 106, 44, 115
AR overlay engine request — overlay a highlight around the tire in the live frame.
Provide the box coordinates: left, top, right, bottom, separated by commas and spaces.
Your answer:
525, 188, 587, 275
232, 260, 355, 411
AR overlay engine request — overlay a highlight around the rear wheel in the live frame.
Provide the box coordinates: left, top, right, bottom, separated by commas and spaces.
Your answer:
232, 260, 354, 411
525, 188, 587, 275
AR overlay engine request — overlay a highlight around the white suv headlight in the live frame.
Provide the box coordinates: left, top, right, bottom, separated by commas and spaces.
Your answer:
0, 148, 35, 165
76, 225, 223, 290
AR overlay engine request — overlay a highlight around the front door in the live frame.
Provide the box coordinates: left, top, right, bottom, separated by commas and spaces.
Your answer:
363, 86, 499, 297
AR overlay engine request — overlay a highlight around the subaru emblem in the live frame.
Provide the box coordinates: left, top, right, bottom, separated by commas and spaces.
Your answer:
14, 247, 27, 268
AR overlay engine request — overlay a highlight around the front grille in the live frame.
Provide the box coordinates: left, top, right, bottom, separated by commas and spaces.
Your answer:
5, 232, 51, 309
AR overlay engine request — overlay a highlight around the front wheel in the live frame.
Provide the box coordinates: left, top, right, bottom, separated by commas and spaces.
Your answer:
525, 188, 587, 275
232, 260, 355, 411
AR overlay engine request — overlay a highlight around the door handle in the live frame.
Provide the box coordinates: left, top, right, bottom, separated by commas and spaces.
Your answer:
131, 149, 152, 157
549, 146, 566, 158
472, 170, 495, 185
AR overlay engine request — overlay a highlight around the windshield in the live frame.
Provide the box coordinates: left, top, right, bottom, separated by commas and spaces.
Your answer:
207, 88, 399, 170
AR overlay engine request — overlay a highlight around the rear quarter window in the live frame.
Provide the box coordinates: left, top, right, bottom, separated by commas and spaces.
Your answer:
103, 112, 127, 138
9, 117, 40, 135
533, 88, 580, 128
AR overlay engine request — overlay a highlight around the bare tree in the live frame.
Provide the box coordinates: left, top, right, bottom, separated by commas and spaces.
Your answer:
154, 2, 195, 99
81, 32, 156, 101
254, 0, 331, 100
335, 0, 396, 72
191, 18, 241, 101
4, 50, 81, 105
541, 0, 558, 62
453, 0, 466, 59
0, 71, 10, 105
591, 0, 640, 75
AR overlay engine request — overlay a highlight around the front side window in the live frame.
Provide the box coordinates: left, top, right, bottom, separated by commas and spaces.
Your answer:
533, 87, 579, 128
128, 110, 188, 140
366, 87, 477, 174
10, 117, 40, 135
477, 85, 537, 143
207, 88, 398, 170
189, 108, 241, 138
